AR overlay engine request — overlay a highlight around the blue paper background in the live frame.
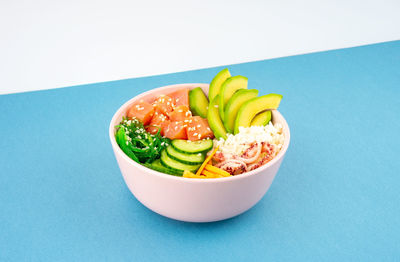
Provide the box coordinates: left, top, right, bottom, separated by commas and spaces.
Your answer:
1, 41, 399, 261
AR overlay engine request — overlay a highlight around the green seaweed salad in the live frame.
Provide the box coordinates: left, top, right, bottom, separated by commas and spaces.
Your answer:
115, 118, 170, 163
115, 118, 178, 175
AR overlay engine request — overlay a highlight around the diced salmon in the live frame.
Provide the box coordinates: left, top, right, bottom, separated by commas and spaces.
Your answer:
164, 121, 187, 140
168, 105, 192, 122
186, 116, 214, 141
152, 95, 175, 115
160, 119, 171, 135
145, 126, 160, 135
127, 100, 155, 125
168, 88, 189, 106
145, 113, 169, 135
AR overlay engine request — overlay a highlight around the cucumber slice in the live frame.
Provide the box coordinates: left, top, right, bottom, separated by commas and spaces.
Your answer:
143, 159, 182, 176
189, 87, 209, 118
160, 150, 201, 173
166, 145, 205, 165
171, 139, 213, 154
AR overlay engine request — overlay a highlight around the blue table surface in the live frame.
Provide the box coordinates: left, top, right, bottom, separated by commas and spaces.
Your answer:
1, 41, 399, 261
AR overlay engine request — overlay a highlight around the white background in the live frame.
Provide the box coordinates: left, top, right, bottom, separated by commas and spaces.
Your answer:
1, 0, 399, 95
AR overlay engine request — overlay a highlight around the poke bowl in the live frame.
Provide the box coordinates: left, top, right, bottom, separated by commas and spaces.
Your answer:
109, 69, 290, 222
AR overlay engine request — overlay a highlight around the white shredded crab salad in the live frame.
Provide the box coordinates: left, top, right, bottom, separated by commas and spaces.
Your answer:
211, 122, 284, 175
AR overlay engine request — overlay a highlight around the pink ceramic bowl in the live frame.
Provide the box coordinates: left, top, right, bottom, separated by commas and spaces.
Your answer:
109, 83, 290, 222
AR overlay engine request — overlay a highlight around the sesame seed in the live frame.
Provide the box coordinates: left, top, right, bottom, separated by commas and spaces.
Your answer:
178, 110, 183, 113
176, 98, 180, 102
167, 102, 170, 105
193, 132, 198, 136
197, 134, 201, 139
207, 127, 211, 131
174, 126, 178, 130
197, 124, 201, 128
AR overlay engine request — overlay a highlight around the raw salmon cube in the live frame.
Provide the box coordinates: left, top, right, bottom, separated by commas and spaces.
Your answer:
168, 88, 189, 106
169, 105, 192, 122
164, 121, 187, 140
186, 116, 214, 141
145, 126, 161, 135
152, 95, 175, 115
127, 100, 154, 125
145, 113, 169, 135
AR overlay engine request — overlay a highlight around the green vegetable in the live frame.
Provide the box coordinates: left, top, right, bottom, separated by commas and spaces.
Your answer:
143, 159, 182, 176
171, 139, 213, 154
166, 145, 205, 165
115, 117, 170, 164
250, 110, 272, 127
207, 95, 227, 139
115, 126, 140, 162
189, 87, 209, 118
160, 150, 201, 173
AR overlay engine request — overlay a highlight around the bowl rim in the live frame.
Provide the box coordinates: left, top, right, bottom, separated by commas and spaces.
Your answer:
109, 83, 290, 183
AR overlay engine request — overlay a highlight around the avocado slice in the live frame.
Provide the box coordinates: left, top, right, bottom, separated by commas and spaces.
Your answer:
189, 87, 209, 118
223, 89, 258, 134
234, 94, 282, 134
219, 76, 248, 121
207, 95, 227, 139
250, 110, 272, 126
209, 68, 231, 102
